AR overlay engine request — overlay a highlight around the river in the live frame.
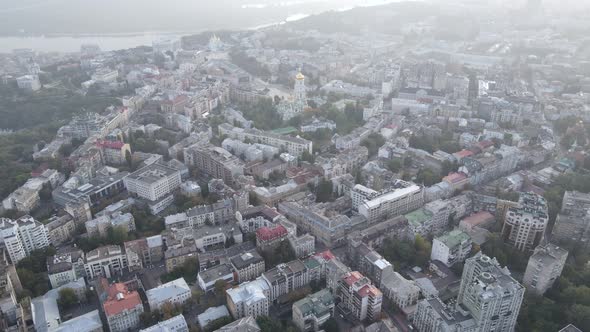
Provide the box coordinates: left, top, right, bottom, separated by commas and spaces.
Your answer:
0, 0, 402, 53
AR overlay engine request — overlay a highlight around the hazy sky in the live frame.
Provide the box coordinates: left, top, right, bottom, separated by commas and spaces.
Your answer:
0, 0, 404, 35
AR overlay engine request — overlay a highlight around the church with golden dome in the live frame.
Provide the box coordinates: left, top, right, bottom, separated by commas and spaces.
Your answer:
277, 70, 308, 121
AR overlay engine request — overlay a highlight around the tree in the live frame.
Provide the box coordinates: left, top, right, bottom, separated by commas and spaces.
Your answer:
204, 316, 233, 332
57, 288, 78, 308
125, 150, 133, 169
323, 318, 339, 332
256, 316, 283, 332
361, 133, 385, 157
387, 159, 402, 173
416, 168, 441, 186
214, 279, 228, 295
316, 179, 333, 203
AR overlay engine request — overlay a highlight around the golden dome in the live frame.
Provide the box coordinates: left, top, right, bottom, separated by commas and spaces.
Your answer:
296, 72, 305, 80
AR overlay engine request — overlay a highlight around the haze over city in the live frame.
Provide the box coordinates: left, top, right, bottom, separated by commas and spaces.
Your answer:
0, 1, 589, 332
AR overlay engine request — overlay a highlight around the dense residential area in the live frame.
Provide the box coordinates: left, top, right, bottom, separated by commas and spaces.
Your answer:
0, 1, 589, 332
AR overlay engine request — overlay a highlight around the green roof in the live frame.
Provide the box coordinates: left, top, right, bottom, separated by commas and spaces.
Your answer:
271, 126, 298, 135
303, 257, 321, 270
436, 229, 471, 248
293, 289, 334, 316
405, 208, 433, 227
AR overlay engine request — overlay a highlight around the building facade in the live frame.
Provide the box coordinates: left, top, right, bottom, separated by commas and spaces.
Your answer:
0, 216, 49, 263
501, 192, 548, 252
336, 271, 383, 322
522, 243, 568, 295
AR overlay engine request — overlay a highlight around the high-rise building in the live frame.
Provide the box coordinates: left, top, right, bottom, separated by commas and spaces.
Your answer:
336, 271, 383, 322
523, 243, 568, 295
551, 191, 590, 247
0, 216, 49, 263
457, 253, 525, 332
501, 192, 548, 252
414, 253, 525, 332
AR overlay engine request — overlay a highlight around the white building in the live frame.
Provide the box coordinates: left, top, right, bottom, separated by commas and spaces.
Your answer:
522, 243, 568, 295
140, 314, 188, 332
380, 269, 420, 309
31, 278, 89, 332
146, 277, 191, 310
502, 192, 548, 252
124, 162, 182, 214
124, 163, 182, 202
226, 278, 270, 319
356, 183, 424, 224
431, 229, 472, 267
16, 75, 41, 91
0, 216, 49, 263
84, 245, 128, 279
219, 123, 312, 157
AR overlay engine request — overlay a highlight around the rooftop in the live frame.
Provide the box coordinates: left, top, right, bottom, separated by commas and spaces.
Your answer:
405, 208, 434, 227
230, 250, 264, 270
146, 278, 190, 305
198, 263, 234, 284
126, 162, 179, 184
436, 229, 471, 248
103, 282, 142, 317
293, 289, 334, 318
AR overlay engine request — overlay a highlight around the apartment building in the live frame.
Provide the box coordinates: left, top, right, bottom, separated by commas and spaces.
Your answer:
84, 245, 128, 279
124, 162, 182, 214
336, 271, 383, 322
262, 259, 315, 302
123, 235, 164, 271
47, 249, 85, 288
146, 278, 191, 310
431, 229, 473, 267
502, 192, 548, 252
219, 123, 312, 157
355, 182, 424, 224
230, 250, 266, 283
0, 216, 49, 263
551, 191, 590, 247
183, 143, 244, 185
292, 289, 335, 332
102, 282, 144, 332
522, 243, 568, 295
226, 278, 270, 319
140, 314, 188, 332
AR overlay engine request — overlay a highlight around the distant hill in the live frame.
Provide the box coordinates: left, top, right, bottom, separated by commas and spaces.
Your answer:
286, 1, 479, 41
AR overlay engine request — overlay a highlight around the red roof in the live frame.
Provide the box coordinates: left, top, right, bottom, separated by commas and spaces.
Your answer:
256, 225, 287, 241
358, 284, 382, 298
461, 211, 495, 228
102, 283, 142, 317
342, 271, 363, 286
443, 172, 467, 184
97, 140, 125, 150
476, 140, 494, 149
314, 250, 335, 261
453, 149, 474, 159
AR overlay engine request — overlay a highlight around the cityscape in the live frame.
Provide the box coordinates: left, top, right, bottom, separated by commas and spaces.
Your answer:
0, 1, 589, 332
